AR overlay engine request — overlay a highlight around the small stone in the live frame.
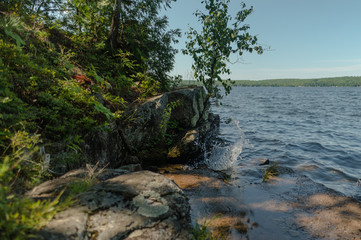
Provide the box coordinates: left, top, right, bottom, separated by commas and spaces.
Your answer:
259, 159, 270, 166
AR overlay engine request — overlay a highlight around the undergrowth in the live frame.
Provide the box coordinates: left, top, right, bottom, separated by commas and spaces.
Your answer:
0, 131, 59, 239
0, 12, 144, 239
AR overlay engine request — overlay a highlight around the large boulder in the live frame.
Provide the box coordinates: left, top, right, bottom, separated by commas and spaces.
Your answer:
82, 87, 219, 167
123, 87, 210, 151
33, 170, 191, 240
166, 87, 208, 129
82, 122, 132, 168
124, 94, 169, 151
167, 113, 220, 162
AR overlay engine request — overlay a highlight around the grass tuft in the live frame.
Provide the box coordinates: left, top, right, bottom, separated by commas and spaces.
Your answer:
262, 162, 280, 182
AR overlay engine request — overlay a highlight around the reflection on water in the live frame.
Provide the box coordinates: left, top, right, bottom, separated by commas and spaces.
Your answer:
164, 167, 257, 240
164, 163, 361, 239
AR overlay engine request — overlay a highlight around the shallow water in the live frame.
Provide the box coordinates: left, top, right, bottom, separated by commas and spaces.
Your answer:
209, 87, 361, 201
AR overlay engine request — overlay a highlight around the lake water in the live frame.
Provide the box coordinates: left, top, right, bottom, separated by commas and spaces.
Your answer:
208, 87, 361, 201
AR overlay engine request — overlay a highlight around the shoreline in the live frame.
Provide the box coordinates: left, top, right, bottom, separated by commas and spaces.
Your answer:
161, 164, 361, 239
23, 86, 361, 239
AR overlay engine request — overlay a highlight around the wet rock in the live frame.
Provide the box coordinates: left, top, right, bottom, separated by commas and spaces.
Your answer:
248, 158, 270, 166
35, 170, 191, 240
167, 113, 220, 163
259, 159, 270, 166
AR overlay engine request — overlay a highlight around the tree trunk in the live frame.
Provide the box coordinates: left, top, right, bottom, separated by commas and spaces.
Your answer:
107, 0, 121, 50
208, 55, 218, 96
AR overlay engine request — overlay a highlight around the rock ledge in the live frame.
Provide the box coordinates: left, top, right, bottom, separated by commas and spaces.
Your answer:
31, 170, 191, 240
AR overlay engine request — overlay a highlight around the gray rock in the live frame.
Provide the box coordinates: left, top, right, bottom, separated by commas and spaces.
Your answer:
124, 87, 209, 149
26, 167, 137, 199
38, 206, 89, 240
259, 158, 270, 166
81, 86, 219, 167
167, 113, 220, 163
167, 87, 207, 129
125, 219, 190, 240
35, 170, 191, 240
124, 94, 169, 151
83, 121, 128, 168
168, 130, 199, 160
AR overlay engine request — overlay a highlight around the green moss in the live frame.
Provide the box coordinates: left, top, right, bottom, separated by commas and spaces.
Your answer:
262, 163, 280, 182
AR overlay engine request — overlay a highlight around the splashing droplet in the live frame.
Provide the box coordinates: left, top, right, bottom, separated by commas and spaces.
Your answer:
205, 121, 246, 170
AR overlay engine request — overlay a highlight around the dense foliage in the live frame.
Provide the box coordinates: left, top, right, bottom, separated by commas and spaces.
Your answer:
0, 0, 181, 166
0, 0, 180, 237
233, 77, 361, 87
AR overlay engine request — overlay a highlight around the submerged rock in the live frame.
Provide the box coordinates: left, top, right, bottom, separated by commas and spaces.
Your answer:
259, 158, 270, 166
34, 170, 191, 240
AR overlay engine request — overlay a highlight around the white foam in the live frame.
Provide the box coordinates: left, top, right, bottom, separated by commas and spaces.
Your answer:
205, 121, 246, 171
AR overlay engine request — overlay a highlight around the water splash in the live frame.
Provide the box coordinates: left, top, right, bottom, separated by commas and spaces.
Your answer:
205, 121, 246, 171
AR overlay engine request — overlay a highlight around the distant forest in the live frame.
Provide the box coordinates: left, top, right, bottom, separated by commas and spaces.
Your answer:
182, 76, 361, 87
233, 76, 361, 87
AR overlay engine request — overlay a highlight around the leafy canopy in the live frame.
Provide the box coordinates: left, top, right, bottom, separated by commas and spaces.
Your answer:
184, 0, 263, 100
0, 0, 183, 237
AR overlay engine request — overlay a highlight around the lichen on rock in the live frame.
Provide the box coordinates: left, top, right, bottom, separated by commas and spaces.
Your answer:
33, 170, 190, 239
133, 190, 169, 218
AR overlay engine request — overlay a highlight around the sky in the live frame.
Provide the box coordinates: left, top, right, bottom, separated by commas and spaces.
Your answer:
163, 0, 361, 80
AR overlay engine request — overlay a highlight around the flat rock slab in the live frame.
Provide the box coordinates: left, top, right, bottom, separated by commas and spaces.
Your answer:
35, 170, 191, 240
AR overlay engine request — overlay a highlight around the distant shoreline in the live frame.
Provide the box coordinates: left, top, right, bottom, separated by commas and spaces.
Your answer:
181, 76, 361, 87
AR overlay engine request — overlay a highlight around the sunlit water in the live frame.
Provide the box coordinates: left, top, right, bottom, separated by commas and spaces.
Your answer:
207, 87, 361, 201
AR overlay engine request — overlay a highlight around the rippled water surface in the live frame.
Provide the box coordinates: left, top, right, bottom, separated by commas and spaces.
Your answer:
210, 87, 361, 200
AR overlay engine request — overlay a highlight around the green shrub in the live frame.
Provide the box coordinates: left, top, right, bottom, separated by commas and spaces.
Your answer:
2, 131, 45, 189
0, 191, 59, 240
0, 131, 59, 239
